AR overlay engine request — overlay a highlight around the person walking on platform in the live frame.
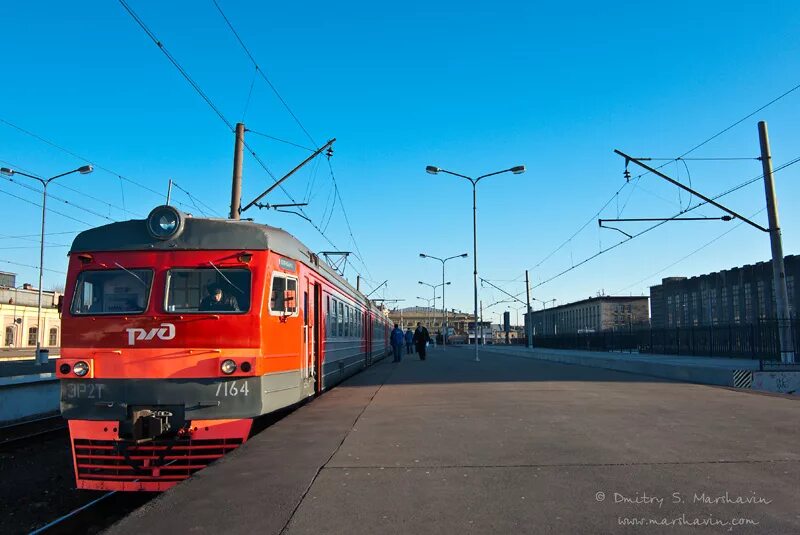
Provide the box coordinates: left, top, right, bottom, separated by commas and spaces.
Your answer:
390, 324, 405, 362
413, 322, 431, 360
405, 328, 414, 354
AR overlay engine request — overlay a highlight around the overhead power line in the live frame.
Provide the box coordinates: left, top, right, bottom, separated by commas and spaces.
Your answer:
0, 118, 206, 215
523, 79, 800, 290
211, 0, 318, 147
118, 0, 234, 132
118, 0, 372, 281
613, 207, 768, 294
0, 258, 66, 275
0, 185, 94, 226
529, 156, 800, 291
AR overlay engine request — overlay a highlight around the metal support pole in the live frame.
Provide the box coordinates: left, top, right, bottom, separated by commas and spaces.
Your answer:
472, 182, 480, 360
230, 122, 245, 220
35, 184, 47, 364
480, 300, 484, 347
441, 261, 446, 351
525, 269, 533, 349
166, 178, 173, 206
758, 121, 795, 364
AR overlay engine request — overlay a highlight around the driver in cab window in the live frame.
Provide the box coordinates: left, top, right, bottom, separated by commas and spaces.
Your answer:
199, 283, 240, 312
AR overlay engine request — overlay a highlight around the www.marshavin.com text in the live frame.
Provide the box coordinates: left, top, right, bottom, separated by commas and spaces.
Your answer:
619, 514, 759, 527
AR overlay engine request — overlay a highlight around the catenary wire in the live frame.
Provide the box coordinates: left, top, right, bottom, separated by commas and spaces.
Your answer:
211, 0, 318, 147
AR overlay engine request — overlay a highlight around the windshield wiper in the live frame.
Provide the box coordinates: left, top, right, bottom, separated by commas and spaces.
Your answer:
114, 262, 148, 286
208, 261, 244, 294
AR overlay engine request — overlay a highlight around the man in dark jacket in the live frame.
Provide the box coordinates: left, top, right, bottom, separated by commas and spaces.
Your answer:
412, 322, 431, 360
390, 324, 405, 362
404, 328, 414, 354
199, 283, 240, 312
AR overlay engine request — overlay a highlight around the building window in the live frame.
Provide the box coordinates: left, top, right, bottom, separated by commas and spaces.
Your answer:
744, 283, 753, 322
49, 328, 58, 346
28, 327, 37, 346
732, 285, 740, 324
721, 288, 728, 323
757, 280, 766, 320
5, 326, 13, 347
788, 276, 795, 318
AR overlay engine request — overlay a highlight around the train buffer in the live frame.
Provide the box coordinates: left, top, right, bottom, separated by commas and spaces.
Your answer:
108, 346, 800, 534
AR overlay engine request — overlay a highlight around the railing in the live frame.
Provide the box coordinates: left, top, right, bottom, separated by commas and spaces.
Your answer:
530, 320, 800, 361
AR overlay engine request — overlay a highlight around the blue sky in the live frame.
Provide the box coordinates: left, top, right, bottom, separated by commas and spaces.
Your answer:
2, 1, 799, 323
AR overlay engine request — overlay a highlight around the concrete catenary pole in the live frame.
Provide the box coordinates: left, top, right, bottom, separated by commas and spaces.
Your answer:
230, 122, 245, 220
758, 121, 795, 364
525, 269, 533, 349
166, 178, 173, 206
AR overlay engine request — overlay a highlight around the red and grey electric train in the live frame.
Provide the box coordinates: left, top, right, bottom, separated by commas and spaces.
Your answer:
58, 205, 391, 491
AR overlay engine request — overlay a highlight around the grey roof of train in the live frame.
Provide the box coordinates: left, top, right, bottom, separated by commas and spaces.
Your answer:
70, 217, 306, 257
69, 215, 370, 305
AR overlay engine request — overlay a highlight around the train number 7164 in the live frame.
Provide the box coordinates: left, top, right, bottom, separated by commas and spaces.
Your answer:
215, 381, 249, 397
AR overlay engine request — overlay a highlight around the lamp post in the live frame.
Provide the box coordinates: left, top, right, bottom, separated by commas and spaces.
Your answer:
0, 165, 93, 364
416, 295, 440, 324
418, 280, 450, 346
426, 164, 525, 361
420, 252, 467, 351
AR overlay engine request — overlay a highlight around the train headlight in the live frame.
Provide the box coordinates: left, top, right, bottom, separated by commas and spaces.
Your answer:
73, 361, 90, 377
146, 205, 185, 240
221, 359, 237, 375
59, 363, 72, 374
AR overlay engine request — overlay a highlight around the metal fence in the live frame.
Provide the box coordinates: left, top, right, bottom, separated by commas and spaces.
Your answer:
530, 320, 800, 361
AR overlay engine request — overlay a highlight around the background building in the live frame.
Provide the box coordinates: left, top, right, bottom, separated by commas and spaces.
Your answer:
0, 275, 62, 348
526, 295, 649, 336
388, 306, 475, 334
650, 255, 799, 328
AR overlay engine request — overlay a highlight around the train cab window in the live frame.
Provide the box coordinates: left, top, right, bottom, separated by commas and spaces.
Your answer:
166, 268, 250, 313
269, 274, 297, 316
71, 269, 153, 315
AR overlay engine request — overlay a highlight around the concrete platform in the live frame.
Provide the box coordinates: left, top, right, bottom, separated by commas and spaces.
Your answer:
481, 345, 762, 387
109, 346, 799, 535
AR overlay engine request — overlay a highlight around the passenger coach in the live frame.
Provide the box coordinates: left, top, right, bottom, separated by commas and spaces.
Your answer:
58, 205, 390, 491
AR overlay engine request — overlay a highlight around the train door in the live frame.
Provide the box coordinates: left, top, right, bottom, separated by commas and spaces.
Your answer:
365, 312, 372, 367
302, 279, 316, 394
313, 282, 321, 393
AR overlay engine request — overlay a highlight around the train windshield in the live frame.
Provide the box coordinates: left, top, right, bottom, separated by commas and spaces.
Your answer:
71, 269, 153, 315
165, 268, 251, 313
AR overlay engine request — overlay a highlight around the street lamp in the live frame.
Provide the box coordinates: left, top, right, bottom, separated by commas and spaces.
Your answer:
418, 280, 450, 336
426, 164, 526, 361
0, 165, 93, 364
420, 252, 467, 351
416, 295, 440, 324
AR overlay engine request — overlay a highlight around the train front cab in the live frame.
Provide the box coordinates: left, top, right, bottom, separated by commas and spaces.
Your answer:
58, 208, 387, 491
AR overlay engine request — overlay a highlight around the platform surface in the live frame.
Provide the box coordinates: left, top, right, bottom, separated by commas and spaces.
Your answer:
109, 346, 799, 535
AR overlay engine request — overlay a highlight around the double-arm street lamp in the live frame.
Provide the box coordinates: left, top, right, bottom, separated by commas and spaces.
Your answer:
420, 252, 467, 351
426, 164, 526, 361
418, 280, 451, 344
0, 165, 94, 363
416, 295, 440, 324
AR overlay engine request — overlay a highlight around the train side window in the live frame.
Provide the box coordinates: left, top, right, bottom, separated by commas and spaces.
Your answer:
338, 301, 344, 336
344, 306, 350, 337
327, 296, 332, 335
269, 274, 297, 316
331, 298, 338, 336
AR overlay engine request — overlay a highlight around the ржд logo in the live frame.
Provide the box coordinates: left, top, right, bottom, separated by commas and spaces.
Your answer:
125, 323, 176, 346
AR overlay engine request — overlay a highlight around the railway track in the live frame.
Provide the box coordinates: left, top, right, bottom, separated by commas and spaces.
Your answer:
29, 490, 154, 535
0, 415, 67, 449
